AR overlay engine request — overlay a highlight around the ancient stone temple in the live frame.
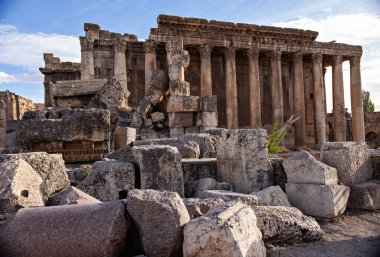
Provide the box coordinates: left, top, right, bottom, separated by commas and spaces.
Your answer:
40, 14, 365, 148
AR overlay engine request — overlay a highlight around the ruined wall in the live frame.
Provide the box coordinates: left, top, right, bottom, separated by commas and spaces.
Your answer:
0, 91, 36, 120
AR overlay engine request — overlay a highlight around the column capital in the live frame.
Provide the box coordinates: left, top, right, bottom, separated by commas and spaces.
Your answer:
292, 52, 303, 63
144, 40, 156, 54
224, 46, 236, 59
198, 44, 212, 59
350, 56, 361, 67
80, 37, 94, 52
245, 48, 260, 61
332, 55, 343, 66
269, 50, 282, 61
311, 53, 323, 64
114, 41, 126, 53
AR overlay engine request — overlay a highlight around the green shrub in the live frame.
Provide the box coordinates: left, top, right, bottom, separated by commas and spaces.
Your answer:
267, 122, 287, 154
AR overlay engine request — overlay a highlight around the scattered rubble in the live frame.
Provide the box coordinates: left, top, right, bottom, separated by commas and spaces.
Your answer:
47, 186, 101, 206
251, 185, 291, 206
182, 197, 225, 219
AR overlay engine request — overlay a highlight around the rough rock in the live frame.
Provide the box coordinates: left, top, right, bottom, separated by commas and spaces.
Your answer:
269, 157, 287, 190
132, 145, 184, 196
348, 180, 380, 210
126, 189, 190, 257
92, 78, 129, 108
252, 206, 323, 243
168, 112, 194, 128
201, 111, 218, 128
183, 202, 266, 257
283, 150, 338, 185
320, 141, 374, 185
183, 197, 225, 219
149, 69, 169, 92
107, 145, 133, 161
166, 96, 199, 112
0, 201, 127, 257
190, 178, 232, 197
181, 133, 216, 158
286, 183, 350, 218
46, 186, 101, 206
197, 190, 259, 207
0, 152, 69, 199
251, 185, 291, 206
78, 160, 135, 201
66, 168, 90, 186
150, 112, 165, 122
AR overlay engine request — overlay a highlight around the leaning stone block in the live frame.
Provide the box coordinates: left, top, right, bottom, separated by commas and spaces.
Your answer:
183, 202, 266, 257
251, 185, 291, 207
0, 201, 127, 257
201, 95, 218, 112
320, 141, 374, 185
283, 150, 338, 185
167, 96, 200, 112
136, 98, 152, 115
127, 189, 190, 257
285, 183, 350, 218
145, 87, 164, 105
168, 112, 194, 128
348, 180, 380, 210
197, 190, 259, 207
47, 186, 101, 206
182, 197, 225, 219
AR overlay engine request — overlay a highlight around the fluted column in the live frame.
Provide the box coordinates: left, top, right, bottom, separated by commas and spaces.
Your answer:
246, 48, 261, 128
199, 45, 213, 97
312, 53, 326, 146
144, 40, 157, 92
114, 41, 127, 82
332, 55, 346, 141
270, 50, 283, 125
350, 56, 365, 141
293, 52, 306, 148
224, 47, 238, 129
80, 37, 94, 80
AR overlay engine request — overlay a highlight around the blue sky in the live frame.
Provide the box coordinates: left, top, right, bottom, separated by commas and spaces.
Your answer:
0, 0, 380, 111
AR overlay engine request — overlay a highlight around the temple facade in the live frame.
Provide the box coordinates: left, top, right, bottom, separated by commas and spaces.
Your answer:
40, 14, 365, 148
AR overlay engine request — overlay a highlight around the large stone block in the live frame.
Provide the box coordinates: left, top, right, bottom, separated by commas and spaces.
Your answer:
150, 111, 165, 122
197, 190, 259, 207
47, 186, 101, 206
136, 98, 152, 115
201, 95, 217, 112
149, 69, 169, 92
320, 141, 374, 185
0, 201, 127, 257
168, 112, 194, 128
145, 87, 164, 105
167, 95, 200, 112
181, 133, 216, 158
167, 50, 190, 67
183, 197, 225, 219
251, 185, 291, 206
113, 127, 136, 151
168, 63, 184, 81
201, 111, 218, 128
169, 80, 190, 96
216, 129, 274, 193
132, 145, 184, 196
170, 127, 185, 138
285, 183, 350, 218
348, 180, 380, 210
107, 145, 133, 161
191, 178, 232, 197
283, 150, 338, 185
78, 160, 135, 201
126, 189, 190, 257
183, 202, 266, 257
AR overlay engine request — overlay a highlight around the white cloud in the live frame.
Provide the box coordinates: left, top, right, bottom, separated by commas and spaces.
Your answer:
0, 71, 42, 84
273, 13, 380, 111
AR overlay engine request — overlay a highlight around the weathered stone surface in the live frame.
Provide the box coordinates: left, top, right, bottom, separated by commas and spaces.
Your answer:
320, 141, 374, 185
183, 202, 266, 257
66, 168, 89, 186
283, 150, 338, 185
145, 87, 164, 105
132, 145, 184, 196
107, 145, 133, 161
92, 78, 129, 108
0, 201, 127, 257
252, 206, 323, 243
201, 111, 218, 128
130, 112, 144, 128
149, 69, 169, 92
0, 159, 44, 214
52, 78, 107, 97
167, 50, 190, 67
167, 96, 199, 112
217, 129, 274, 193
168, 63, 184, 81
348, 180, 380, 210
168, 112, 194, 128
126, 189, 190, 257
170, 127, 185, 137
191, 178, 232, 197
181, 133, 216, 158
169, 80, 190, 96
136, 98, 152, 115
285, 183, 350, 218
150, 111, 165, 122
197, 190, 259, 207
47, 186, 101, 206
251, 185, 291, 206
1, 152, 69, 199
113, 127, 136, 151
201, 95, 217, 112
134, 138, 200, 159
78, 160, 135, 201
183, 197, 225, 219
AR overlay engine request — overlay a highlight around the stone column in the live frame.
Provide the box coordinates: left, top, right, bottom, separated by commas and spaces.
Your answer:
144, 40, 157, 93
270, 50, 283, 125
292, 52, 306, 148
312, 53, 326, 146
224, 47, 238, 129
80, 37, 94, 80
332, 55, 346, 141
350, 56, 365, 141
246, 48, 261, 128
199, 45, 213, 97
0, 99, 6, 149
114, 41, 127, 82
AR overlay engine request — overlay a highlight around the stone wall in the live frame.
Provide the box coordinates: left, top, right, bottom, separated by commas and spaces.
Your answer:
0, 91, 36, 120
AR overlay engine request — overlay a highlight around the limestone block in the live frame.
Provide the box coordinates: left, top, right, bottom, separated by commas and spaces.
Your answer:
0, 201, 127, 257
191, 178, 232, 197
170, 127, 185, 138
168, 112, 194, 128
126, 189, 190, 257
201, 111, 218, 128
252, 206, 323, 243
169, 79, 190, 96
107, 145, 133, 161
0, 159, 44, 214
113, 127, 136, 150
165, 36, 184, 53
320, 141, 374, 185
283, 150, 338, 185
145, 87, 164, 105
167, 95, 200, 112
181, 133, 216, 158
348, 180, 380, 210
1, 152, 69, 199
251, 185, 291, 206
78, 160, 135, 201
132, 145, 184, 196
150, 69, 169, 92
202, 95, 217, 112
168, 63, 185, 81
151, 112, 165, 122
130, 112, 144, 128
47, 186, 101, 206
182, 197, 225, 219
197, 190, 259, 207
136, 98, 152, 115
95, 78, 129, 108
183, 202, 266, 257
216, 129, 274, 193
285, 183, 350, 218
167, 50, 190, 67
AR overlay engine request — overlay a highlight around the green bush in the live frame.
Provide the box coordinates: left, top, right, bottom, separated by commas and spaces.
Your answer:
267, 122, 287, 154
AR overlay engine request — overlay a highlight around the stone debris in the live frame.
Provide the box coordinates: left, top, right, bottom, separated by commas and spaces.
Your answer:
183, 202, 266, 257
197, 190, 259, 207
126, 189, 190, 257
181, 133, 216, 158
182, 197, 225, 219
47, 186, 101, 206
78, 159, 135, 201
0, 201, 128, 257
251, 185, 291, 207
132, 145, 184, 196
348, 179, 380, 210
107, 145, 133, 161
113, 127, 136, 151
190, 177, 232, 197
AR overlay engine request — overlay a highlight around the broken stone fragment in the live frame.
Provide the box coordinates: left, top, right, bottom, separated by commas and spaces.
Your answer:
136, 98, 152, 115
167, 50, 190, 67
251, 185, 291, 207
150, 112, 165, 122
182, 197, 225, 219
144, 118, 153, 127
145, 87, 164, 105
94, 78, 130, 108
126, 189, 190, 257
149, 69, 169, 92
348, 179, 380, 210
130, 112, 144, 128
197, 190, 259, 207
170, 127, 185, 138
166, 95, 200, 112
181, 133, 216, 158
46, 186, 101, 206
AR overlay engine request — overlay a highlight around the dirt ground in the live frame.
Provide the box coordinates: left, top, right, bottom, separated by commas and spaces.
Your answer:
267, 209, 380, 257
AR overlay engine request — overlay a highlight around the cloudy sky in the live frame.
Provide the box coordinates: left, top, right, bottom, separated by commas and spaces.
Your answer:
0, 0, 379, 111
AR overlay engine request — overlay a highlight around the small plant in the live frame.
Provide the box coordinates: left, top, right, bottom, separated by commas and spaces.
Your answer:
267, 122, 287, 154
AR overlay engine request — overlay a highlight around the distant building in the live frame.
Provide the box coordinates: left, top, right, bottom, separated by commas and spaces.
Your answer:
0, 90, 37, 120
